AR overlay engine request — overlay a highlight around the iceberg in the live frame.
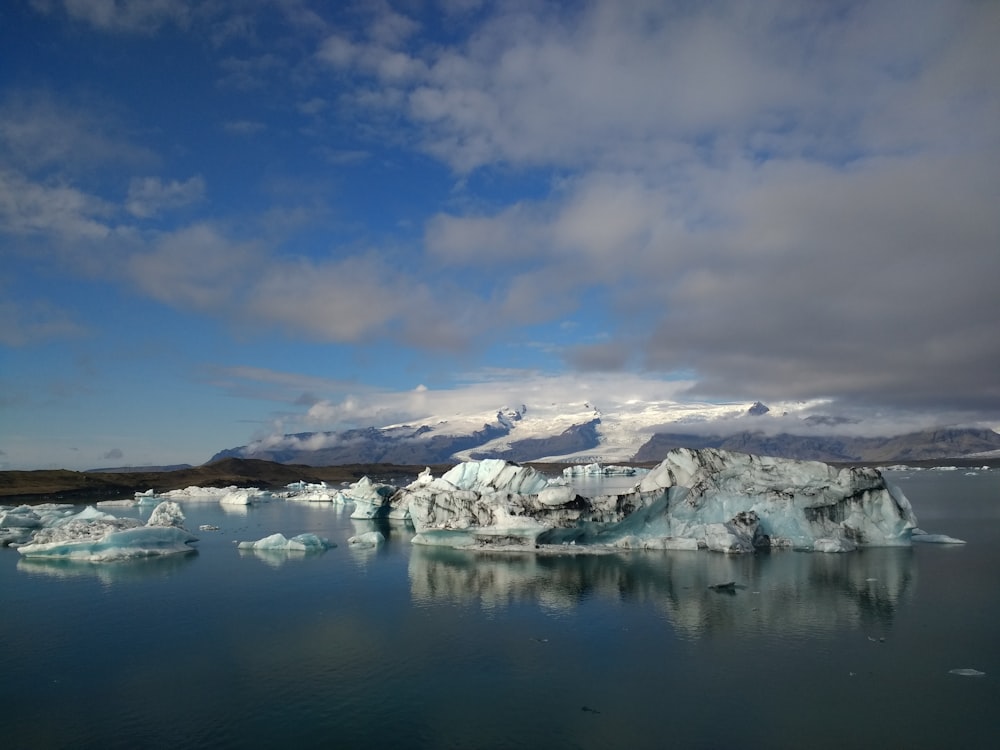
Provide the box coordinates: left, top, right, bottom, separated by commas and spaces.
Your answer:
562, 463, 639, 477
220, 488, 274, 506
345, 476, 399, 519
236, 533, 334, 551
284, 481, 336, 502
911, 531, 966, 544
16, 501, 198, 561
348, 531, 386, 548
400, 450, 921, 553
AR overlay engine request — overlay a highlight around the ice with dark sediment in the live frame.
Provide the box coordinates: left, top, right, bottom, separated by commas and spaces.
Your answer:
395, 450, 928, 553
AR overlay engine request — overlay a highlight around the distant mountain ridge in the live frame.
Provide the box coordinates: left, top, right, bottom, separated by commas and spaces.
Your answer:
210, 402, 1000, 466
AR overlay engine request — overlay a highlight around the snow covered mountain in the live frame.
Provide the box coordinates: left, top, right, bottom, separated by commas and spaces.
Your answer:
209, 400, 1000, 466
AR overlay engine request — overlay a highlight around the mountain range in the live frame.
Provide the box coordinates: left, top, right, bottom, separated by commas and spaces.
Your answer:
210, 401, 1000, 466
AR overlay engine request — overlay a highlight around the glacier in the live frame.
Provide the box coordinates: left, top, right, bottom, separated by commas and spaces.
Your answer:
14, 501, 198, 561
396, 450, 920, 553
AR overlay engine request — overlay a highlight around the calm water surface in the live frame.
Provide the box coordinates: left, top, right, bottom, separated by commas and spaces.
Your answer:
1, 469, 997, 749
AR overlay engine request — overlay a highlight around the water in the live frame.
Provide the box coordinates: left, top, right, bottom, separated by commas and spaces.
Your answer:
1, 469, 998, 749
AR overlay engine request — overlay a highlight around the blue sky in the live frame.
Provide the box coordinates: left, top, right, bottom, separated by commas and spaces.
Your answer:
2, 0, 999, 470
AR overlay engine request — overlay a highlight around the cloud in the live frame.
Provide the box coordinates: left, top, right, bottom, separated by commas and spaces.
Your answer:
126, 222, 262, 311
223, 120, 267, 136
0, 294, 88, 346
0, 169, 114, 240
0, 89, 155, 176
125, 176, 205, 218
103, 447, 124, 460
31, 0, 191, 34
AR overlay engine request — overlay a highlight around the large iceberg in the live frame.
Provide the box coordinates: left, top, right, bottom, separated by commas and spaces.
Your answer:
15, 501, 198, 561
399, 450, 919, 553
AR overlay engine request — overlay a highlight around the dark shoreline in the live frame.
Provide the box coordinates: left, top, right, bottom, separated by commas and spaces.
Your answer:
0, 458, 454, 505
2, 455, 996, 506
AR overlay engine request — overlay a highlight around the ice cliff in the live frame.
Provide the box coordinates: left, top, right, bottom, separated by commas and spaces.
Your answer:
395, 450, 918, 553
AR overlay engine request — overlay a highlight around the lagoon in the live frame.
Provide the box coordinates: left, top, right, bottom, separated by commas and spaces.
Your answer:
1, 469, 997, 749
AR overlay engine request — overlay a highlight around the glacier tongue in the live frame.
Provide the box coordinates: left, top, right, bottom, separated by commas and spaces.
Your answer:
401, 449, 920, 552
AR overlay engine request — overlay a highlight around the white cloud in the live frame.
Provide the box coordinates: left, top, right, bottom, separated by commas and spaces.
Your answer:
33, 0, 191, 34
0, 294, 88, 346
0, 90, 155, 175
126, 176, 205, 218
0, 169, 114, 239
223, 120, 267, 135
127, 222, 262, 310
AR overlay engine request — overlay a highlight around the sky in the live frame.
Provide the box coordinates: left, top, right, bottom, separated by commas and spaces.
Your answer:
2, 0, 999, 470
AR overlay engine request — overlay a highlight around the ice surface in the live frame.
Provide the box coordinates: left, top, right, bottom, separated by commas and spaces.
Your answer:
563, 463, 639, 477
911, 532, 967, 544
220, 488, 274, 506
236, 533, 334, 551
284, 481, 336, 502
344, 476, 398, 519
16, 501, 198, 561
402, 450, 923, 553
348, 531, 385, 547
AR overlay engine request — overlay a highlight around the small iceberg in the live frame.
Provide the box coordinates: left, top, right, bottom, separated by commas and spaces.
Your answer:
236, 533, 334, 552
347, 531, 385, 548
911, 530, 967, 544
220, 488, 274, 506
16, 501, 198, 561
948, 668, 985, 676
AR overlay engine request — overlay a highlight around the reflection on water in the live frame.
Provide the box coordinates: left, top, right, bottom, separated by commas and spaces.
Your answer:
16, 550, 197, 584
409, 545, 914, 639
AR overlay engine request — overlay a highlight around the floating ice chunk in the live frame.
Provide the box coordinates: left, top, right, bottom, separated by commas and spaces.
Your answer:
348, 531, 385, 548
403, 450, 920, 553
285, 481, 334, 502
16, 501, 197, 561
220, 488, 274, 506
911, 532, 967, 544
148, 500, 186, 527
237, 532, 334, 551
563, 463, 638, 477
97, 498, 138, 508
814, 537, 858, 553
948, 668, 985, 676
346, 477, 399, 519
161, 485, 233, 502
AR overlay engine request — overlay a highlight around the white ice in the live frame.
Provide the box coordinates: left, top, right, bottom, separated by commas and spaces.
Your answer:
220, 488, 274, 506
345, 476, 398, 519
15, 501, 198, 561
401, 450, 925, 553
284, 481, 336, 502
236, 532, 334, 551
348, 531, 385, 547
563, 463, 640, 477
